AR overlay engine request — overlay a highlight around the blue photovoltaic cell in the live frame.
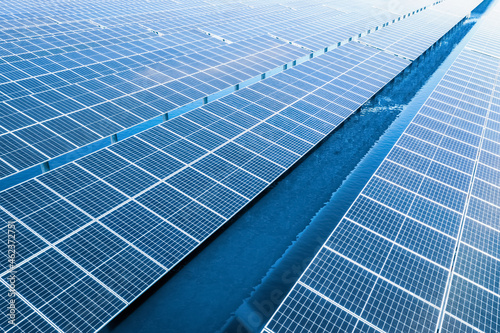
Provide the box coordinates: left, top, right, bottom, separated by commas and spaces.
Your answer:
162, 139, 208, 163
0, 223, 47, 272
353, 320, 380, 333
104, 164, 157, 196
135, 182, 192, 219
197, 184, 248, 218
221, 168, 268, 198
300, 248, 377, 316
375, 160, 424, 193
38, 163, 99, 196
381, 245, 448, 305
91, 246, 165, 302
408, 195, 462, 237
75, 148, 130, 178
135, 150, 185, 179
266, 284, 359, 333
441, 314, 480, 333
362, 177, 415, 214
454, 244, 500, 295
446, 276, 499, 333
21, 200, 91, 243
346, 196, 406, 241
0, 284, 51, 332
56, 223, 129, 273
362, 279, 439, 333
168, 201, 225, 241
0, 179, 58, 218
66, 181, 127, 218
130, 221, 198, 268
108, 137, 157, 162
461, 218, 500, 259
326, 220, 392, 274
166, 167, 217, 198
192, 154, 238, 181
3, 249, 125, 332
396, 217, 456, 268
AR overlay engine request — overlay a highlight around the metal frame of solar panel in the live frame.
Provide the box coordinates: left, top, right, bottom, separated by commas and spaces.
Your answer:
262, 5, 500, 333
0, 38, 411, 332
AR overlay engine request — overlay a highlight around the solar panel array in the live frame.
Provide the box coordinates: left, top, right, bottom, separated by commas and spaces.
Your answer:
0, 30, 307, 180
0, 0, 432, 185
0, 39, 411, 333
0, 1, 479, 332
263, 3, 500, 333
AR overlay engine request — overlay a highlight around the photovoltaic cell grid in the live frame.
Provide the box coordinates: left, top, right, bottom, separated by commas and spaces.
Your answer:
0, 40, 410, 332
263, 11, 500, 333
144, 0, 431, 44
0, 0, 435, 182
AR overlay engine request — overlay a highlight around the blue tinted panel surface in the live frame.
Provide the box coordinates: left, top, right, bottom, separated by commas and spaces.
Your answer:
265, 23, 500, 333
0, 24, 416, 332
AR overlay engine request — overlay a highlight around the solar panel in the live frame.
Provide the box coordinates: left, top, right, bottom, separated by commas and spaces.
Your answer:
263, 4, 500, 332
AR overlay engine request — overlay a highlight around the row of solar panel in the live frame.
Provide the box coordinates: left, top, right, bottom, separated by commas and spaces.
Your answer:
0, 0, 229, 30
466, 10, 500, 59
360, 8, 464, 60
263, 13, 500, 333
196, 6, 344, 43
0, 2, 257, 42
0, 10, 407, 109
0, 28, 222, 100
0, 41, 410, 332
0, 3, 401, 95
0, 24, 162, 59
0, 0, 438, 185
0, 0, 443, 188
0, 0, 346, 38
272, 9, 400, 51
0, 20, 97, 42
0, 1, 410, 96
0, 0, 422, 100
441, 25, 500, 332
84, 1, 273, 27
203, 6, 349, 45
0, 36, 307, 178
